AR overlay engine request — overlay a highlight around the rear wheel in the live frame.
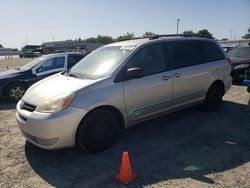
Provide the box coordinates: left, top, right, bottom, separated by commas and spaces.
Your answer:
203, 84, 223, 111
5, 83, 27, 102
76, 109, 120, 153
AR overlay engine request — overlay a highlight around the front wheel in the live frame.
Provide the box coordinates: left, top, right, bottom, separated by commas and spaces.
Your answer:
203, 84, 223, 111
5, 83, 27, 102
76, 109, 120, 153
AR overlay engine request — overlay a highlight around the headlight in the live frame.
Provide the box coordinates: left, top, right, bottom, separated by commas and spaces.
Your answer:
36, 92, 75, 113
233, 64, 249, 70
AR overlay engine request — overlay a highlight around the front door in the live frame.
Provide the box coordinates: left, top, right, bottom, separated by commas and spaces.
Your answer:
123, 43, 173, 122
29, 56, 66, 85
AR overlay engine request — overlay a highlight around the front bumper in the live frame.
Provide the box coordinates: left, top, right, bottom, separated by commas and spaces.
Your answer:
231, 67, 250, 81
16, 100, 88, 150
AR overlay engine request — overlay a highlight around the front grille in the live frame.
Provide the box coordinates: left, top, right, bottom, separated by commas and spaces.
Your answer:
21, 102, 36, 112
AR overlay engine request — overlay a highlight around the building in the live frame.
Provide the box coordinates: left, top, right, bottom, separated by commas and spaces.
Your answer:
0, 44, 19, 56
219, 39, 250, 48
21, 45, 42, 52
41, 40, 103, 54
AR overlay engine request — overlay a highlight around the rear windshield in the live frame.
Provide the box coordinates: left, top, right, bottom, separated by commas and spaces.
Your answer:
228, 47, 250, 58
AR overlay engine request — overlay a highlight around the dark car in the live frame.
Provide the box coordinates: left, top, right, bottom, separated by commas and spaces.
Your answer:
19, 51, 35, 58
223, 46, 234, 53
0, 53, 85, 101
228, 46, 250, 82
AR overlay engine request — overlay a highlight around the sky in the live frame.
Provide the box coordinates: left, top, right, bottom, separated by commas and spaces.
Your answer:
0, 0, 249, 49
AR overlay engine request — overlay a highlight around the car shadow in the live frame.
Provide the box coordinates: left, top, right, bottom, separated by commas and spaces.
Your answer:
0, 100, 16, 110
25, 101, 250, 187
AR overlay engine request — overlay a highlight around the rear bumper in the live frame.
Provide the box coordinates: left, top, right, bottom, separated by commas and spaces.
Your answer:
224, 75, 232, 94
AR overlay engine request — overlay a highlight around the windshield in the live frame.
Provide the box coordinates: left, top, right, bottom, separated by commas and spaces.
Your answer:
20, 57, 46, 70
69, 46, 133, 79
228, 47, 250, 58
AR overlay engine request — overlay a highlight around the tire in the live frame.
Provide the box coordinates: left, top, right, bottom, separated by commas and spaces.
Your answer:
4, 83, 28, 102
203, 84, 223, 111
76, 109, 120, 153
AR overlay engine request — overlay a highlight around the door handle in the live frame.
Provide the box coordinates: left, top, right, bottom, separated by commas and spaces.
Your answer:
173, 72, 181, 78
162, 75, 171, 81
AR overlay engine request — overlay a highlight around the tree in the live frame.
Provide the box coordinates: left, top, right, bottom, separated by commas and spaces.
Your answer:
0, 44, 3, 48
142, 32, 156, 38
242, 27, 250, 39
96, 35, 114, 44
116, 32, 135, 41
197, 29, 214, 38
182, 30, 196, 36
85, 35, 114, 44
221, 38, 228, 41
85, 37, 97, 43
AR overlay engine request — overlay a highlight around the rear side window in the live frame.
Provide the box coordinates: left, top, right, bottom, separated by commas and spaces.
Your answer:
199, 41, 225, 62
167, 41, 204, 69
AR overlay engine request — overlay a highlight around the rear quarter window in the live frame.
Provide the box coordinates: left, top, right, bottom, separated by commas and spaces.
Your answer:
199, 41, 225, 62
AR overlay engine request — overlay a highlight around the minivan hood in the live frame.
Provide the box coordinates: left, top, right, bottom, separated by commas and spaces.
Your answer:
22, 74, 100, 106
230, 57, 250, 66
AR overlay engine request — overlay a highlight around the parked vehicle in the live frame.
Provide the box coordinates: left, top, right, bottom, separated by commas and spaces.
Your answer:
228, 46, 250, 81
223, 46, 234, 53
0, 53, 85, 101
19, 50, 35, 58
33, 52, 42, 57
16, 36, 232, 152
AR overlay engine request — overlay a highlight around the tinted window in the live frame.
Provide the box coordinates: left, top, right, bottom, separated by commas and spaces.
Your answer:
199, 41, 225, 62
168, 41, 204, 69
67, 55, 84, 69
36, 56, 65, 73
127, 44, 166, 76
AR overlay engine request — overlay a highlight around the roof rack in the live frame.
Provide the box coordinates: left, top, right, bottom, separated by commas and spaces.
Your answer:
149, 34, 214, 40
149, 34, 183, 40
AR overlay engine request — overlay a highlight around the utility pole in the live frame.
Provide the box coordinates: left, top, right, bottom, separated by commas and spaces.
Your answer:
229, 29, 233, 40
177, 19, 180, 34
26, 33, 29, 45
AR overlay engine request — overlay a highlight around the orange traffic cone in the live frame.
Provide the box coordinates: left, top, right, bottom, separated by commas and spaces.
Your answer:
115, 151, 137, 184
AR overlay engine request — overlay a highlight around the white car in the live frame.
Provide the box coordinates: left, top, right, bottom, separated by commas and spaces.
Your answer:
16, 35, 232, 152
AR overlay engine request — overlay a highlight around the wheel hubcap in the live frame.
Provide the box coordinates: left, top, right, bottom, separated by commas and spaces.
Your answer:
88, 120, 110, 142
9, 86, 25, 100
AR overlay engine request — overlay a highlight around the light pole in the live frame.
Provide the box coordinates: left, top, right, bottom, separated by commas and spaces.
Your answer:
177, 19, 180, 34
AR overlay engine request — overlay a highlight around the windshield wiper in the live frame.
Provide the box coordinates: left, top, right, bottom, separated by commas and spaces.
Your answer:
67, 72, 83, 79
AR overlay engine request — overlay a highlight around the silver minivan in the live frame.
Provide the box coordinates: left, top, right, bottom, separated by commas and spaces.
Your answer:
16, 36, 232, 152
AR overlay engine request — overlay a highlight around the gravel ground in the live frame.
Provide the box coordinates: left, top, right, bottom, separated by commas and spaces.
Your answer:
1, 58, 250, 188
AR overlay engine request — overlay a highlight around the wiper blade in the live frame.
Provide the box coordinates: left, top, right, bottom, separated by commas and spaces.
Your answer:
67, 73, 83, 79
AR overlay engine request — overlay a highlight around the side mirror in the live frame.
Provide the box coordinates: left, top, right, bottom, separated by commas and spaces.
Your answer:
127, 67, 143, 79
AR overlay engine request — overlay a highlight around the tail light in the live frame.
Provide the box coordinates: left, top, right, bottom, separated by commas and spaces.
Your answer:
227, 58, 233, 65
